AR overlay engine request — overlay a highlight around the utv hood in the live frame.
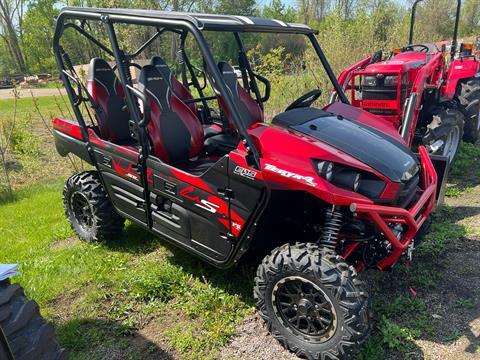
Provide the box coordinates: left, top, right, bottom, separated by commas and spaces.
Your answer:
272, 108, 419, 182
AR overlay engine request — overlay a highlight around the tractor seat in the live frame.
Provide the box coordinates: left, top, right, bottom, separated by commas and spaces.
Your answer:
138, 65, 216, 174
87, 58, 132, 144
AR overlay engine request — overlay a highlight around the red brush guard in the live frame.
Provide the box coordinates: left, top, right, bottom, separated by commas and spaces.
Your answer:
348, 146, 437, 270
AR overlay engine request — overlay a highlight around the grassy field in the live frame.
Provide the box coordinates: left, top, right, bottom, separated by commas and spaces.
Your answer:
1, 95, 479, 359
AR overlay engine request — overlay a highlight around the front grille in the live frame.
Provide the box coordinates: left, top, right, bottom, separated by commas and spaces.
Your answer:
362, 87, 398, 101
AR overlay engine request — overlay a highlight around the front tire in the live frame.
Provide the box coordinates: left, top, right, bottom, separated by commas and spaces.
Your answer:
0, 280, 67, 360
423, 108, 464, 164
63, 171, 125, 242
254, 243, 371, 360
458, 78, 480, 143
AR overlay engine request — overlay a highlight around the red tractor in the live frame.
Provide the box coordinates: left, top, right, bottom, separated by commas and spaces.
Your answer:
336, 0, 480, 165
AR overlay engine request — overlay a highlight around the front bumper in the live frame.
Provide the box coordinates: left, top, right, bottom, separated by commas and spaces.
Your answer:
350, 146, 437, 270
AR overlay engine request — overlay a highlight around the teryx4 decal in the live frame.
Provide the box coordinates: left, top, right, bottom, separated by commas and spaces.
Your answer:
264, 163, 316, 187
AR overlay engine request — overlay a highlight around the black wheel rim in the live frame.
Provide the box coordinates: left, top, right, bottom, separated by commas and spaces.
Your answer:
272, 276, 337, 343
70, 191, 94, 230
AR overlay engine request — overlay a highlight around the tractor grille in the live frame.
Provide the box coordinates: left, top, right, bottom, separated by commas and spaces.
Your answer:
362, 87, 398, 101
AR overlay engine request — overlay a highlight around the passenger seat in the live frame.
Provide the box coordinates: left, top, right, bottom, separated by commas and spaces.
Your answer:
86, 58, 132, 144
138, 64, 215, 174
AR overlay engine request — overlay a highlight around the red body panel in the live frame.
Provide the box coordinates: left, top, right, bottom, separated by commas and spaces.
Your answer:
442, 58, 480, 99
53, 117, 84, 140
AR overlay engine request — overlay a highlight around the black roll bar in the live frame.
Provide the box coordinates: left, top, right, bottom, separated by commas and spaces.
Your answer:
409, 0, 462, 61
451, 0, 462, 61
409, 0, 424, 45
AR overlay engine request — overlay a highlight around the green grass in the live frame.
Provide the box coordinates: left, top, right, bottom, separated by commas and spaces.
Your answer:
0, 180, 252, 359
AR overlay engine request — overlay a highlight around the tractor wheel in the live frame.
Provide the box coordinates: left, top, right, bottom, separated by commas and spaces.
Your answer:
254, 243, 371, 360
423, 108, 464, 165
458, 78, 480, 143
0, 280, 67, 360
63, 171, 125, 242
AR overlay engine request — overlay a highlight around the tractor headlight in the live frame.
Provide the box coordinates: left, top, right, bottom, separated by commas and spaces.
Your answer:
384, 75, 398, 87
362, 75, 377, 87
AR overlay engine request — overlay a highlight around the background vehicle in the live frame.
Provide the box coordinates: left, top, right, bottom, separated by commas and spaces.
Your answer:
335, 0, 480, 165
0, 267, 66, 360
52, 7, 439, 359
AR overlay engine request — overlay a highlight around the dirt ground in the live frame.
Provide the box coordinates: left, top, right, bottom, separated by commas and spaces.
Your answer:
0, 87, 65, 99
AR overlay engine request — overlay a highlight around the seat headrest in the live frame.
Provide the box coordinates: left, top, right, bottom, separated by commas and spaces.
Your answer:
138, 64, 171, 111
88, 58, 120, 96
150, 56, 172, 81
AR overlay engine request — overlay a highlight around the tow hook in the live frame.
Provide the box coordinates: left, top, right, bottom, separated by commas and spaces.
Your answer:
427, 139, 444, 153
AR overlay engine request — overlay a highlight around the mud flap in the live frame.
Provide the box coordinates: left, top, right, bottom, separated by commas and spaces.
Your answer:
429, 154, 449, 207
415, 153, 449, 207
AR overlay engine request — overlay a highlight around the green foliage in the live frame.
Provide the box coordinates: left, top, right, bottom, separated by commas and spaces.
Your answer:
22, 0, 59, 74
379, 316, 420, 352
5, 114, 41, 158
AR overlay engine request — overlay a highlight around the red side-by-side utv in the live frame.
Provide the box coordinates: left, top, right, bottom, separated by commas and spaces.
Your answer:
52, 7, 441, 359
335, 0, 480, 165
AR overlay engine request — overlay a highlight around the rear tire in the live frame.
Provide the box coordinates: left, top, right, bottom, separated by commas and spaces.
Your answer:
0, 280, 67, 360
458, 78, 480, 143
423, 108, 464, 164
63, 171, 125, 242
254, 243, 371, 360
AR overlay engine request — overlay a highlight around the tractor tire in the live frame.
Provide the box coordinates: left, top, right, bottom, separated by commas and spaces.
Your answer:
423, 108, 464, 165
0, 280, 67, 360
458, 78, 480, 143
254, 243, 371, 360
63, 171, 125, 242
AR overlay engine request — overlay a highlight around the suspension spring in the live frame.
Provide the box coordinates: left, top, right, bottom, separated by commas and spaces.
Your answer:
319, 209, 343, 250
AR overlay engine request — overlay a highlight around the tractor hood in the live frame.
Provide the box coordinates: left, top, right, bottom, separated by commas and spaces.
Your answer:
270, 108, 419, 182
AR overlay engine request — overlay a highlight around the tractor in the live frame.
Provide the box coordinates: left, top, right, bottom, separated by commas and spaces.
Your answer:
335, 0, 480, 165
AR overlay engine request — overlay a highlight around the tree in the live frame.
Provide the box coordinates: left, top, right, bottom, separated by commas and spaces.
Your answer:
460, 0, 480, 36
0, 0, 27, 74
262, 0, 296, 22
22, 0, 59, 74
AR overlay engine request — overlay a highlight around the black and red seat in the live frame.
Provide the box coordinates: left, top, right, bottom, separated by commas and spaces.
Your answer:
215, 61, 264, 131
150, 56, 198, 115
138, 64, 209, 171
150, 55, 223, 138
86, 58, 132, 143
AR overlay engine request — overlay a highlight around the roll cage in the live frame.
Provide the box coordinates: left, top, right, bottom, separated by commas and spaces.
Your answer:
53, 7, 348, 171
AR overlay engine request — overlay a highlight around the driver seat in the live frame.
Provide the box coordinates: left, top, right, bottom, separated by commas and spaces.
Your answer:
215, 61, 264, 131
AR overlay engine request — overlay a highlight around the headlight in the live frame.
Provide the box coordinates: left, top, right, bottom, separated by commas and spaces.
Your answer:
362, 75, 377, 87
313, 160, 386, 198
384, 75, 398, 87
316, 161, 333, 181
332, 168, 361, 192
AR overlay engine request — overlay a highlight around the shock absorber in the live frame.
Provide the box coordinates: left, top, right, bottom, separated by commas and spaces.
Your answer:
319, 207, 343, 250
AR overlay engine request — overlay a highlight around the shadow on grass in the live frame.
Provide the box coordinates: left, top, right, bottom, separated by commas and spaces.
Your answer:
56, 318, 174, 360
102, 222, 257, 307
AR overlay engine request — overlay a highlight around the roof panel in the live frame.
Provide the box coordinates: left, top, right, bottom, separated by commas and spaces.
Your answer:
59, 7, 317, 34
